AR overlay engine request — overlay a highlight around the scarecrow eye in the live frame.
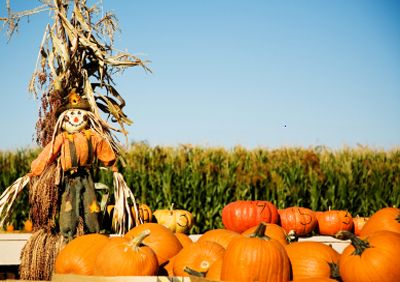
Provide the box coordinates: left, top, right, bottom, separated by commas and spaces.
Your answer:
70, 111, 75, 116
77, 111, 81, 115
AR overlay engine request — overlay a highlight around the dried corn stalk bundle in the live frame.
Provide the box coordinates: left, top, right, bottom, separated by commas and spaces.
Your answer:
19, 229, 65, 281
29, 163, 60, 231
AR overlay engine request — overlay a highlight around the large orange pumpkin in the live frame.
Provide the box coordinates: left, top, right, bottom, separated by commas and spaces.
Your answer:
197, 228, 242, 249
205, 257, 223, 281
242, 223, 290, 246
125, 223, 182, 265
222, 200, 279, 233
359, 207, 400, 236
94, 230, 158, 276
337, 230, 400, 282
173, 241, 225, 277
55, 233, 109, 275
290, 279, 338, 282
279, 207, 317, 236
285, 241, 340, 280
317, 209, 353, 236
221, 222, 290, 282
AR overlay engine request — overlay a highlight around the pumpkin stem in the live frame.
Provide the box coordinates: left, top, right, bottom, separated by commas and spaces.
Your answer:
396, 214, 400, 223
250, 222, 271, 240
329, 262, 341, 281
184, 266, 206, 277
127, 229, 151, 249
335, 230, 370, 256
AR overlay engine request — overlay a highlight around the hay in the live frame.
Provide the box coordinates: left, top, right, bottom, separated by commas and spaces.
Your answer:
29, 163, 60, 231
19, 229, 65, 281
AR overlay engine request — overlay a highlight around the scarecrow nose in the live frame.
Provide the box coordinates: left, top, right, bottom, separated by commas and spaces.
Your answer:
74, 117, 79, 123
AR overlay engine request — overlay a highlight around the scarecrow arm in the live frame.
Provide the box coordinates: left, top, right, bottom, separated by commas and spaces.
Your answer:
30, 134, 63, 177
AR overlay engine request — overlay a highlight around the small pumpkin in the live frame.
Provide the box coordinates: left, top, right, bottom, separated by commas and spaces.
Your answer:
242, 223, 290, 246
359, 207, 400, 236
173, 241, 225, 277
55, 233, 109, 275
197, 228, 242, 249
23, 219, 33, 232
221, 222, 290, 282
279, 207, 317, 236
221, 200, 279, 233
153, 204, 194, 233
131, 203, 153, 224
94, 230, 158, 276
317, 209, 353, 236
336, 230, 400, 282
125, 222, 182, 265
285, 241, 340, 280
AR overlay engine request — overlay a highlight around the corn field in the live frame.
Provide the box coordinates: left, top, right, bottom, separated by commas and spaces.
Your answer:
1, 144, 399, 234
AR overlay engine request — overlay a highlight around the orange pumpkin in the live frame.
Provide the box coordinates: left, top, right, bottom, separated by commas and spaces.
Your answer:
131, 203, 153, 224
175, 232, 193, 248
360, 207, 400, 236
173, 241, 225, 277
242, 223, 290, 246
222, 200, 279, 233
279, 207, 317, 236
197, 228, 242, 249
290, 278, 338, 282
285, 241, 340, 280
221, 222, 290, 282
352, 215, 369, 236
317, 209, 353, 236
23, 219, 33, 232
94, 230, 158, 276
337, 230, 400, 282
55, 233, 109, 275
125, 223, 182, 265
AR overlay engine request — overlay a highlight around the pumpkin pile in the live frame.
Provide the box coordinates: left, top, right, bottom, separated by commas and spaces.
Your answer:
54, 202, 400, 282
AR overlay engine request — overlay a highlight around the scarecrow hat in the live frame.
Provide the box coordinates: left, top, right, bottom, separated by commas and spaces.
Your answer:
56, 88, 91, 116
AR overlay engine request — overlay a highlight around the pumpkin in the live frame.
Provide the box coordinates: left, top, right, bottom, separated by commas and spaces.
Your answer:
197, 228, 242, 249
352, 215, 369, 236
153, 204, 194, 233
242, 223, 290, 246
279, 207, 317, 236
55, 233, 109, 275
94, 230, 158, 276
125, 222, 182, 265
221, 200, 279, 233
285, 241, 340, 280
359, 207, 400, 236
175, 232, 193, 248
317, 209, 353, 236
131, 203, 153, 224
6, 224, 14, 232
173, 241, 225, 277
23, 219, 33, 232
336, 230, 400, 282
221, 222, 290, 282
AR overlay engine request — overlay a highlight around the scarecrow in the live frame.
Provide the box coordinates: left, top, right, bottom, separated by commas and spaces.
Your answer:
29, 89, 118, 239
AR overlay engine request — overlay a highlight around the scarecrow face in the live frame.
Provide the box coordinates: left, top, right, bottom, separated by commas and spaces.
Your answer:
62, 109, 89, 133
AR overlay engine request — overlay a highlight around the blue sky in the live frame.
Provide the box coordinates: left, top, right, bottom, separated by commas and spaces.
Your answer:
1, 0, 399, 151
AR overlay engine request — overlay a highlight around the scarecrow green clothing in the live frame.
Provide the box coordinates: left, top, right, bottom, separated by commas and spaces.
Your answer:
30, 129, 116, 238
